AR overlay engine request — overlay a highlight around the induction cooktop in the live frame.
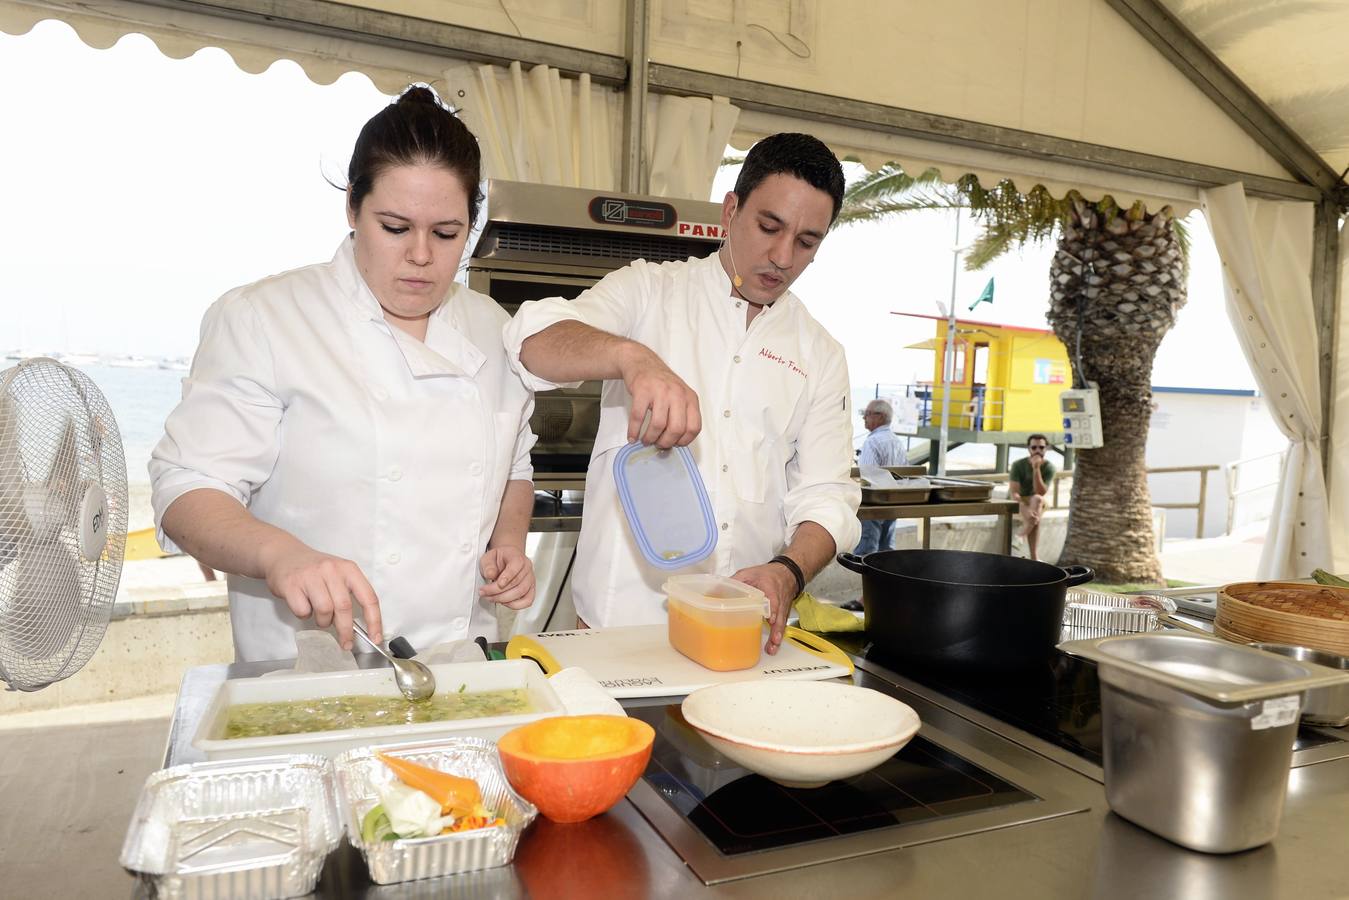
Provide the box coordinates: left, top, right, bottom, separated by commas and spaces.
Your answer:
859, 644, 1349, 775
621, 671, 1087, 885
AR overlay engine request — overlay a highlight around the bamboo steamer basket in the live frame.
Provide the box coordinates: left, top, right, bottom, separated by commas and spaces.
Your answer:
1216, 581, 1349, 655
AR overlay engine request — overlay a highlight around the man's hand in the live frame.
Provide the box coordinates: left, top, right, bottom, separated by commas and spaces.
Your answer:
480, 546, 536, 610
617, 342, 701, 448
731, 562, 798, 655
1029, 452, 1044, 470
260, 543, 382, 651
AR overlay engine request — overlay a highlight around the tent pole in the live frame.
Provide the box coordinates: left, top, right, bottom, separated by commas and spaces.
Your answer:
1104, 0, 1345, 200
1312, 198, 1342, 481
646, 64, 1322, 204
620, 0, 650, 194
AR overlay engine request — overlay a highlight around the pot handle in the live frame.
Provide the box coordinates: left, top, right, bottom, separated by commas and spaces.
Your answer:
1062, 565, 1094, 587
836, 552, 868, 574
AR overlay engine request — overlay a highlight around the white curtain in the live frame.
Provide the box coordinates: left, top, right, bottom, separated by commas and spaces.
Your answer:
1201, 183, 1331, 578
443, 60, 739, 200
1331, 218, 1349, 572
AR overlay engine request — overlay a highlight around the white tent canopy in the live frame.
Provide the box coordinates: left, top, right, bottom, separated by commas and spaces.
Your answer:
1160, 0, 1349, 178
2, 0, 1345, 574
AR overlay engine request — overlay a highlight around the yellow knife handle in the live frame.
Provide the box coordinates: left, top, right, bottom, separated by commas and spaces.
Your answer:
770, 624, 855, 674
504, 635, 563, 676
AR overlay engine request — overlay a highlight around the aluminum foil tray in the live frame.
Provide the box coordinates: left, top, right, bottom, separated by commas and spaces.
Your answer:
120, 754, 341, 900
1064, 589, 1177, 635
335, 737, 537, 885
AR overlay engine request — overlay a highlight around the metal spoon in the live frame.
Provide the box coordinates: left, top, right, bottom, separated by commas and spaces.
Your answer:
351, 621, 436, 701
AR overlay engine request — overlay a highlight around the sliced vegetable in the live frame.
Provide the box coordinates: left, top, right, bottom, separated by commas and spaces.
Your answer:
377, 782, 454, 837
1312, 568, 1349, 588
375, 751, 484, 816
360, 805, 398, 843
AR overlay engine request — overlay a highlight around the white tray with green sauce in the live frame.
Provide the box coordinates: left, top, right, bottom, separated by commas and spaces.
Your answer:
192, 660, 565, 761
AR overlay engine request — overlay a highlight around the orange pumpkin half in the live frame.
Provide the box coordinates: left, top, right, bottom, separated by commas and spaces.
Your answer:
497, 715, 655, 823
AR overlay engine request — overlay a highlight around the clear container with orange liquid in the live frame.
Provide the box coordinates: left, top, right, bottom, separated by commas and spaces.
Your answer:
664, 575, 769, 671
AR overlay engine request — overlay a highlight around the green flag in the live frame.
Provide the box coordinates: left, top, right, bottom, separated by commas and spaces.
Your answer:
968, 277, 994, 311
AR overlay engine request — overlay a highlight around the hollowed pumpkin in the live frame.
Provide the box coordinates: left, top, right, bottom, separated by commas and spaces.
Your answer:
497, 715, 655, 823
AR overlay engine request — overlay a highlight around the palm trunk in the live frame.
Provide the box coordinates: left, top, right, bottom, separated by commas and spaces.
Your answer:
1047, 197, 1184, 586
1058, 342, 1163, 583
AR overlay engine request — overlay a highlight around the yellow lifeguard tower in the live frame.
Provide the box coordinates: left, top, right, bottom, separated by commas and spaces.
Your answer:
902, 314, 1072, 470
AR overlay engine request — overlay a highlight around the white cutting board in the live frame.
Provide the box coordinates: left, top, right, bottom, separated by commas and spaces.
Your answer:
505, 624, 854, 698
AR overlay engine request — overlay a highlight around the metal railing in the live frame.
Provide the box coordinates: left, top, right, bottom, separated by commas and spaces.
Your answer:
1147, 465, 1220, 538
962, 463, 1222, 538
1225, 450, 1286, 534
873, 383, 1007, 432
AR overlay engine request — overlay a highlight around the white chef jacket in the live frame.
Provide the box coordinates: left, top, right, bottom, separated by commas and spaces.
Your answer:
150, 237, 536, 663
503, 252, 860, 627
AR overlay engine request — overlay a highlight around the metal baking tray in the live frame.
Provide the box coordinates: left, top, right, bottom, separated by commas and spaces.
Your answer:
851, 465, 926, 479
334, 737, 537, 885
1064, 589, 1177, 636
861, 483, 931, 504
192, 660, 566, 761
120, 754, 341, 900
927, 477, 995, 502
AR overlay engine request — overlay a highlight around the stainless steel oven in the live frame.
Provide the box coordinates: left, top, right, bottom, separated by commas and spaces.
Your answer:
467, 179, 725, 472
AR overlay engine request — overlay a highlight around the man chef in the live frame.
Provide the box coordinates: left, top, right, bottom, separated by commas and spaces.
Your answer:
503, 132, 860, 655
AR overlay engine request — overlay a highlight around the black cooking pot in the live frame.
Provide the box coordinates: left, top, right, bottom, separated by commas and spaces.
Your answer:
837, 549, 1093, 670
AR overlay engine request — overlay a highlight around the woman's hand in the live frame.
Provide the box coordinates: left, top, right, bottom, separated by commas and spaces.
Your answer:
261, 542, 383, 651
479, 546, 536, 610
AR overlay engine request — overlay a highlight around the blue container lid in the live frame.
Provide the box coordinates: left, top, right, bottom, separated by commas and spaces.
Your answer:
612, 442, 718, 570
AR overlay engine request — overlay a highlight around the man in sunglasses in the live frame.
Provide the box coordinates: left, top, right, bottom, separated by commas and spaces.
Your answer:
1008, 434, 1056, 560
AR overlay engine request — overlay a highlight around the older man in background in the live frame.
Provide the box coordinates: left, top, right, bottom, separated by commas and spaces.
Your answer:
854, 399, 906, 555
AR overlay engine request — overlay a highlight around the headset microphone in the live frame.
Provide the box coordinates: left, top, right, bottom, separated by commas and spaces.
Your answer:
725, 213, 743, 289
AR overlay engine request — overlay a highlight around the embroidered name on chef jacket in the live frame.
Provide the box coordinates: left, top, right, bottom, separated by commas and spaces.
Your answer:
757, 347, 808, 378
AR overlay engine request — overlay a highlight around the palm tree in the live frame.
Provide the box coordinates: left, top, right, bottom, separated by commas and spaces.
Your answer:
839, 167, 1187, 583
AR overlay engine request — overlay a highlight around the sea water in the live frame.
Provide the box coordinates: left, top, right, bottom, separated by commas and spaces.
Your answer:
67, 362, 186, 484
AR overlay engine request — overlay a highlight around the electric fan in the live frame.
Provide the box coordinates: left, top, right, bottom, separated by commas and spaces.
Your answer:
0, 358, 127, 691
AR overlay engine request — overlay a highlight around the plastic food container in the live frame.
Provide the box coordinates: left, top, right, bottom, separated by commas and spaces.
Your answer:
334, 738, 536, 885
1060, 633, 1349, 853
120, 754, 341, 900
664, 574, 768, 671
613, 441, 717, 569
192, 660, 566, 761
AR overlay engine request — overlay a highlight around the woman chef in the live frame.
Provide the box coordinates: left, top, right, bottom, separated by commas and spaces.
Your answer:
150, 86, 536, 663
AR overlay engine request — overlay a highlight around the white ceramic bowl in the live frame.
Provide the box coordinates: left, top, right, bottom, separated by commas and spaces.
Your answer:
680, 681, 921, 789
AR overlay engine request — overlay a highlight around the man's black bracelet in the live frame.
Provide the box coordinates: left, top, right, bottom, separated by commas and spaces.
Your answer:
769, 554, 806, 600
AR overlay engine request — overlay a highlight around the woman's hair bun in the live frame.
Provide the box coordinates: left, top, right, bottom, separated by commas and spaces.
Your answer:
397, 85, 444, 109
345, 82, 483, 223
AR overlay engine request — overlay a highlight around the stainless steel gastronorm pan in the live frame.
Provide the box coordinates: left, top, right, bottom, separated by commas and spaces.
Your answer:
1060, 633, 1349, 853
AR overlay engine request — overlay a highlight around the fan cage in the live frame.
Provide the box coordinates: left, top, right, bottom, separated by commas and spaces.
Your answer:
0, 359, 128, 691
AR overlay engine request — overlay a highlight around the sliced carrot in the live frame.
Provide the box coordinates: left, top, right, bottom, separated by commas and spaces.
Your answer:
375, 751, 483, 814
443, 815, 505, 834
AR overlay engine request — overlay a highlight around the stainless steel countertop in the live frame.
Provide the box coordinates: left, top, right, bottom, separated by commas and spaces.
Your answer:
157, 651, 1349, 899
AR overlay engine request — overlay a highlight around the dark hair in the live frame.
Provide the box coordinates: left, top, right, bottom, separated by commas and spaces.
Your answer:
733, 133, 845, 223
1027, 434, 1048, 447
346, 85, 483, 224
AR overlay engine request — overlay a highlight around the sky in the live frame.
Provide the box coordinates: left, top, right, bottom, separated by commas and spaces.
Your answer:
0, 18, 1256, 392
